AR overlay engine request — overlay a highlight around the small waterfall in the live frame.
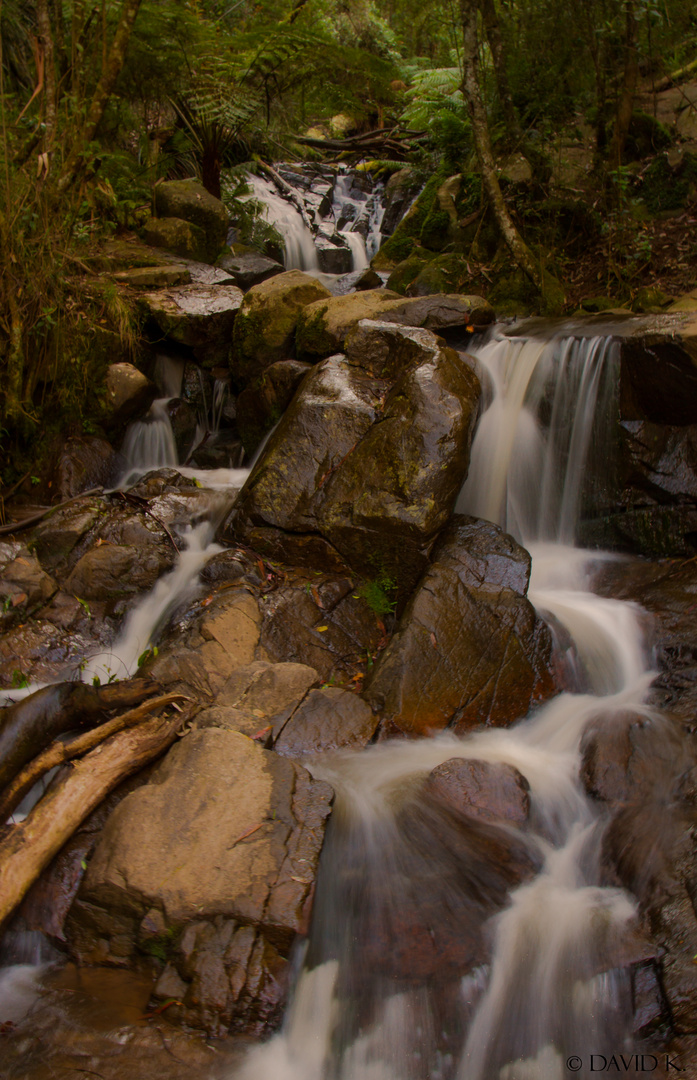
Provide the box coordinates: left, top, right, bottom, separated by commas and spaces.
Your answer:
81, 518, 225, 685
231, 323, 656, 1080
119, 354, 184, 486
245, 173, 319, 272
456, 331, 618, 544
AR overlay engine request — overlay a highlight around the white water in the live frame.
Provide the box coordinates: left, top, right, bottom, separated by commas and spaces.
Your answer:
232, 327, 655, 1080
245, 173, 320, 272
81, 518, 224, 685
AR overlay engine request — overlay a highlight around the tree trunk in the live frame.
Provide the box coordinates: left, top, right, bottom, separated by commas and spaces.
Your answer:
36, 0, 57, 151
58, 0, 143, 191
460, 0, 542, 289
0, 710, 183, 931
609, 0, 639, 169
480, 0, 520, 144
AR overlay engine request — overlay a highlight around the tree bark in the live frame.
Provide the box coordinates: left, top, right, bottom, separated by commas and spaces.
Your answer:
35, 0, 57, 152
0, 710, 184, 931
609, 0, 639, 169
460, 0, 542, 289
58, 0, 143, 191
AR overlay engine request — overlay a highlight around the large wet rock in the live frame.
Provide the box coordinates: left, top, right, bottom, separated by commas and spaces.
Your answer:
51, 436, 117, 499
274, 687, 377, 757
153, 179, 229, 263
230, 353, 379, 556
316, 328, 481, 589
140, 285, 244, 364
66, 728, 333, 1036
296, 291, 493, 360
141, 216, 211, 264
104, 363, 156, 429
580, 709, 697, 1034
218, 251, 284, 290
425, 758, 531, 824
230, 323, 481, 593
236, 359, 311, 455
232, 270, 332, 385
365, 516, 557, 737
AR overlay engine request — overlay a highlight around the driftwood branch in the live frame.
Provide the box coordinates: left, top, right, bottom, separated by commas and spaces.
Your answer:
0, 707, 188, 931
0, 692, 187, 823
0, 678, 157, 793
0, 487, 103, 536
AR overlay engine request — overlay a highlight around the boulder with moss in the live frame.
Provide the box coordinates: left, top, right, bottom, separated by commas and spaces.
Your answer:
153, 179, 229, 263
232, 271, 332, 387
141, 217, 211, 264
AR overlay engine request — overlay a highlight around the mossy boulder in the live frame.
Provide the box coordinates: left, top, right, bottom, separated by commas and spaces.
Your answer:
405, 254, 474, 297
488, 268, 565, 317
631, 286, 672, 313
232, 270, 332, 386
386, 255, 434, 295
154, 179, 229, 262
141, 216, 210, 264
372, 173, 444, 270
297, 291, 493, 361
296, 289, 400, 360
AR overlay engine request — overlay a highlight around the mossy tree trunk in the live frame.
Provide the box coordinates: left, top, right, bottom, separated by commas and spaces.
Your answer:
459, 0, 542, 290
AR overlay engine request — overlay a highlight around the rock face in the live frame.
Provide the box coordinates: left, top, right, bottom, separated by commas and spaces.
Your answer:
365, 516, 557, 736
153, 179, 229, 263
236, 359, 312, 455
232, 270, 332, 385
67, 729, 333, 1036
229, 322, 481, 594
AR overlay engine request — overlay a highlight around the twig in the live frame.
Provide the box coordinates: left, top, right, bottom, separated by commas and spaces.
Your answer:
0, 488, 103, 535
115, 491, 180, 554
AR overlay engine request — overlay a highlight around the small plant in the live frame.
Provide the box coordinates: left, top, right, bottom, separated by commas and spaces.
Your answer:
11, 669, 30, 689
357, 572, 397, 616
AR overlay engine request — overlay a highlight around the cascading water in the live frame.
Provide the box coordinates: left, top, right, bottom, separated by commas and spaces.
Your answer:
119, 354, 181, 487
245, 173, 320, 272
231, 326, 657, 1080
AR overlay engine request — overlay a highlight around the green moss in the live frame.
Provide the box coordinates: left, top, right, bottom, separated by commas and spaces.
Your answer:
407, 253, 473, 296
386, 255, 432, 295
371, 172, 446, 269
357, 572, 397, 616
295, 303, 331, 360
420, 207, 451, 251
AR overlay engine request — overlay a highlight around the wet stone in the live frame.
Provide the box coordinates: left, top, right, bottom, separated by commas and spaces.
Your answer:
425, 758, 531, 825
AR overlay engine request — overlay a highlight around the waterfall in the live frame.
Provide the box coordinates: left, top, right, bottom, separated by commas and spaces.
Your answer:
231, 325, 655, 1080
118, 354, 183, 487
244, 173, 320, 272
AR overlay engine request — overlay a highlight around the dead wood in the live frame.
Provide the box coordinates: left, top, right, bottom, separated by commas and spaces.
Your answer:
0, 706, 188, 931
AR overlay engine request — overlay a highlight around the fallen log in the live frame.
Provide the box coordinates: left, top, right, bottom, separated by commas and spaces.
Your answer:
0, 692, 187, 824
0, 707, 187, 932
0, 678, 157, 793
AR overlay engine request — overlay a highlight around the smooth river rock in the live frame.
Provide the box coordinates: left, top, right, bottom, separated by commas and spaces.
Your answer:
366, 516, 557, 736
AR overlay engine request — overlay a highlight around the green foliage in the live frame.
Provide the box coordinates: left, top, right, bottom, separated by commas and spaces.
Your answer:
640, 153, 697, 214
357, 573, 397, 616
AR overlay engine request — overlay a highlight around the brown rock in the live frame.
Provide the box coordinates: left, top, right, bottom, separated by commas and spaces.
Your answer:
52, 436, 117, 500
67, 729, 333, 1035
425, 758, 530, 824
65, 542, 172, 601
366, 516, 557, 736
105, 363, 156, 428
274, 687, 377, 756
236, 359, 312, 455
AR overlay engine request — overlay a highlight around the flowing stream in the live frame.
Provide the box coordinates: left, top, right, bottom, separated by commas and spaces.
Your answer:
231, 327, 654, 1080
